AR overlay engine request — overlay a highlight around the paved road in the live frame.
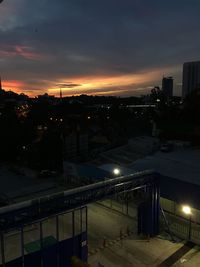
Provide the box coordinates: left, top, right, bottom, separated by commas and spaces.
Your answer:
158, 242, 195, 267
87, 203, 136, 251
172, 245, 200, 267
3, 201, 200, 266
88, 236, 184, 267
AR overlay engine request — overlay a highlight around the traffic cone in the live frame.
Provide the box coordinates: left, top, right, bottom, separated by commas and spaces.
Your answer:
127, 226, 130, 236
120, 229, 123, 239
103, 238, 106, 247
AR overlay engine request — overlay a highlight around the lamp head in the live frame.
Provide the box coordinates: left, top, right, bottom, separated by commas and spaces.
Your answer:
113, 168, 120, 175
182, 205, 191, 215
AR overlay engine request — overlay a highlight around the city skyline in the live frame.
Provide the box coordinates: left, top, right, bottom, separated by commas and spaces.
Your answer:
1, 0, 200, 97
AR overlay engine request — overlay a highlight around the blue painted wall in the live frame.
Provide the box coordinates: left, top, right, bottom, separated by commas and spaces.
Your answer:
1, 232, 87, 267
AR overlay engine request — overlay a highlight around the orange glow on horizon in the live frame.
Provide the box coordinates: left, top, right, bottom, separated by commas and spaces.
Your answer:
48, 65, 179, 96
2, 80, 24, 94
2, 80, 43, 96
2, 65, 180, 97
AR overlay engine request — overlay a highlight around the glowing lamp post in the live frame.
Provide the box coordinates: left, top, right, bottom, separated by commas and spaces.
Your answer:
182, 205, 192, 240
182, 205, 191, 215
113, 168, 120, 176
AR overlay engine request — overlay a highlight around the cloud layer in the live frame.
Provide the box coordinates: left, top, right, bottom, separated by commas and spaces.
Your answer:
0, 0, 200, 96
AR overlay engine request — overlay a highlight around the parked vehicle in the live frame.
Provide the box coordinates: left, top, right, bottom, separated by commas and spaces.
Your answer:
160, 143, 173, 152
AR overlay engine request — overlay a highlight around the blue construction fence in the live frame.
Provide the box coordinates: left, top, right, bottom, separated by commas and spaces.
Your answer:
138, 175, 160, 237
0, 207, 88, 267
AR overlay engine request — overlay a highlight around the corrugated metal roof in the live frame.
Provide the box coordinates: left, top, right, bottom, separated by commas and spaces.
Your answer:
129, 149, 200, 186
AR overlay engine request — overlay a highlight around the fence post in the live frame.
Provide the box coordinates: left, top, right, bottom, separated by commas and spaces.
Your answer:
0, 233, 5, 267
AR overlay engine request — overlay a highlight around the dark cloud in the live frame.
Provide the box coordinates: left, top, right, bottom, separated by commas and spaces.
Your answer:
0, 0, 200, 96
56, 82, 81, 88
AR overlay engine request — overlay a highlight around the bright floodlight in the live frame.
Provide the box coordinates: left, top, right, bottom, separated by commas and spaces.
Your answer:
182, 205, 191, 215
113, 168, 120, 175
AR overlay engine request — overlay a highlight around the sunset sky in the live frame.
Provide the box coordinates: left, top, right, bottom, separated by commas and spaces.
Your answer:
0, 0, 200, 97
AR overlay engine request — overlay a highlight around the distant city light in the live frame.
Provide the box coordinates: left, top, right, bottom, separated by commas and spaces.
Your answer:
87, 116, 91, 119
113, 168, 120, 175
156, 99, 161, 102
182, 205, 191, 215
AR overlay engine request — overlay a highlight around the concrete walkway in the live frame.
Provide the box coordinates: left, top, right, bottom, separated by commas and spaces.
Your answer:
87, 203, 200, 267
158, 242, 195, 267
89, 236, 184, 267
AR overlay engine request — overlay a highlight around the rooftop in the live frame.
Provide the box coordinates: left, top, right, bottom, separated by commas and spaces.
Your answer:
129, 148, 200, 186
0, 165, 57, 202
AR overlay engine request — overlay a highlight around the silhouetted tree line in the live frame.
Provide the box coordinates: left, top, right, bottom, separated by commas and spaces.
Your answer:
151, 89, 200, 144
0, 88, 199, 170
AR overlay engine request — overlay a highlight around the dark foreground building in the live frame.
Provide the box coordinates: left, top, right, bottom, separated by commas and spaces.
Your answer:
162, 76, 173, 98
182, 61, 200, 97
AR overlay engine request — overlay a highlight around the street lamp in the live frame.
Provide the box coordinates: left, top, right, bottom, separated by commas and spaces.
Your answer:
182, 205, 192, 240
182, 205, 191, 215
113, 168, 120, 176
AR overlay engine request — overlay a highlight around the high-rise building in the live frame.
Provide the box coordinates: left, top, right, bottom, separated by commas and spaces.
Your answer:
162, 76, 173, 98
182, 61, 200, 97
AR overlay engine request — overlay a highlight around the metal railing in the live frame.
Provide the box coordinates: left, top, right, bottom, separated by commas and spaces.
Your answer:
0, 170, 157, 232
